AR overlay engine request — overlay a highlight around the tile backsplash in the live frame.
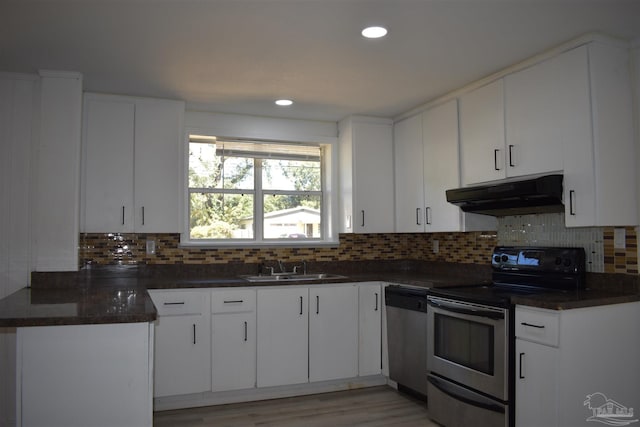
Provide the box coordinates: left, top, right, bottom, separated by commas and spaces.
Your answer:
80, 213, 638, 275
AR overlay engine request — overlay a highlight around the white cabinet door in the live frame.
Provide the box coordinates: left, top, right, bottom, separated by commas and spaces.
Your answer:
515, 338, 558, 427
154, 313, 211, 397
82, 97, 135, 232
17, 323, 153, 427
309, 285, 358, 382
339, 117, 394, 233
82, 93, 184, 233
358, 283, 382, 376
133, 98, 184, 232
393, 114, 425, 232
459, 79, 505, 185
422, 100, 462, 232
564, 43, 636, 227
505, 49, 577, 178
256, 287, 309, 388
212, 312, 256, 391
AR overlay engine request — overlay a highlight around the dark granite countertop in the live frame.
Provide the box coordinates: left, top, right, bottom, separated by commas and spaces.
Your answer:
0, 286, 157, 327
511, 289, 640, 310
2, 261, 637, 327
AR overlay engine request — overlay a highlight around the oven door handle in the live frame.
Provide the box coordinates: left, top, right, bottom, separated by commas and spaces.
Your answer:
428, 300, 504, 320
428, 375, 505, 414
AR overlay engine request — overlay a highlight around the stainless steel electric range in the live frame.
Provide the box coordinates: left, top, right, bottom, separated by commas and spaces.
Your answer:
425, 246, 586, 427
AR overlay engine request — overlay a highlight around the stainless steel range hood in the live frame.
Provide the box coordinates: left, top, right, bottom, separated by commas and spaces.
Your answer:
446, 174, 564, 216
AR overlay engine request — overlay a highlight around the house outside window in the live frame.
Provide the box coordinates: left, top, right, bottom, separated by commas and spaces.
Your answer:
186, 135, 325, 244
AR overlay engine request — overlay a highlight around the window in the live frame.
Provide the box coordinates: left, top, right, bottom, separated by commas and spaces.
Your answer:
187, 135, 325, 244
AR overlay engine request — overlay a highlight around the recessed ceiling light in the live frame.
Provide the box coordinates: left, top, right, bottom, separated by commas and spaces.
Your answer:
361, 26, 388, 39
275, 99, 293, 106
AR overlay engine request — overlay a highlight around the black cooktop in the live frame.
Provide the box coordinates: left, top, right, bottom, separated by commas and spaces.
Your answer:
428, 246, 586, 308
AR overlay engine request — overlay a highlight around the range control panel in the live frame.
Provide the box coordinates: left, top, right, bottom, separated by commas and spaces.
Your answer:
491, 246, 586, 274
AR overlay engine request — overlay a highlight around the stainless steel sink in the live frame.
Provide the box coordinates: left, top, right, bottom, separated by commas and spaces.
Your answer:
241, 273, 347, 283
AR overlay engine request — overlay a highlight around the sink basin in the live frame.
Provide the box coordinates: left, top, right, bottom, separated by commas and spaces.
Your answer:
241, 273, 347, 283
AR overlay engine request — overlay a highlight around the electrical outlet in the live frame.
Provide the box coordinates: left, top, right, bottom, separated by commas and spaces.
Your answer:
146, 239, 156, 255
614, 228, 626, 249
432, 240, 439, 253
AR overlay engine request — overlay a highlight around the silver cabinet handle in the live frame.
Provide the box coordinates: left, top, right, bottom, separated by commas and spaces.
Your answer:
122, 206, 125, 225
244, 321, 248, 342
316, 295, 319, 315
569, 190, 576, 216
416, 208, 421, 225
163, 301, 185, 305
494, 149, 500, 171
425, 207, 432, 225
299, 296, 303, 315
519, 352, 525, 379
224, 300, 243, 304
193, 324, 196, 345
375, 292, 379, 311
141, 206, 145, 226
361, 210, 365, 227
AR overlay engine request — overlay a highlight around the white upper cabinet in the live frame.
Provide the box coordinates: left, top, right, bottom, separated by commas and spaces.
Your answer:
133, 97, 185, 232
81, 93, 185, 233
504, 47, 576, 178
82, 97, 136, 231
459, 79, 505, 185
339, 116, 394, 233
563, 43, 636, 226
422, 100, 463, 232
458, 39, 636, 227
394, 103, 496, 232
460, 55, 570, 186
393, 114, 424, 232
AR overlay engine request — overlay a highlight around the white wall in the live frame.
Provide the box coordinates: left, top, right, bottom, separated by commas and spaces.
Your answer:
0, 72, 38, 427
185, 111, 337, 144
32, 71, 83, 271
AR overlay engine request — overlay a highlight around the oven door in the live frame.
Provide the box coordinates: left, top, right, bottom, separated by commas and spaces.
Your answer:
427, 296, 508, 400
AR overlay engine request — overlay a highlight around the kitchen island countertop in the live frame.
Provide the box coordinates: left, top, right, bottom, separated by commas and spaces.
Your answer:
0, 286, 156, 327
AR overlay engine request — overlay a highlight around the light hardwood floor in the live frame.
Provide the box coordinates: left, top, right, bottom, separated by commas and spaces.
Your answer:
153, 386, 439, 427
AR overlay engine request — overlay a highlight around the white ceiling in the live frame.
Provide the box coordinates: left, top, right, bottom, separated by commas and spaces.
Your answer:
2, 0, 640, 122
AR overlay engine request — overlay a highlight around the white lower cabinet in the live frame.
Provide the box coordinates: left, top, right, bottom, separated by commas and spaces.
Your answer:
309, 285, 359, 382
153, 283, 385, 407
256, 284, 362, 387
358, 282, 382, 376
211, 289, 256, 392
17, 323, 154, 427
256, 287, 309, 388
515, 303, 640, 427
149, 290, 211, 397
515, 338, 558, 427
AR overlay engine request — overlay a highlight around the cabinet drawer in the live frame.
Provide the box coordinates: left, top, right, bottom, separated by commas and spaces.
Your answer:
212, 289, 256, 313
515, 307, 559, 347
149, 290, 207, 316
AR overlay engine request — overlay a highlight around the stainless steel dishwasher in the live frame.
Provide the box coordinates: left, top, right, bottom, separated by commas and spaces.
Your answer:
385, 284, 428, 397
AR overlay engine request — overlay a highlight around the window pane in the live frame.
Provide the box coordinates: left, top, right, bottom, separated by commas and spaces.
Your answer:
263, 194, 321, 239
189, 142, 254, 190
190, 192, 254, 239
262, 159, 321, 191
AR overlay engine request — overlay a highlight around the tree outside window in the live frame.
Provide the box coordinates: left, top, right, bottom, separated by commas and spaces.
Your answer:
188, 136, 323, 242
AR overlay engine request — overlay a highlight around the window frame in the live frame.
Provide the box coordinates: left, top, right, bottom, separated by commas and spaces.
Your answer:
181, 133, 338, 247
